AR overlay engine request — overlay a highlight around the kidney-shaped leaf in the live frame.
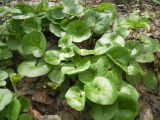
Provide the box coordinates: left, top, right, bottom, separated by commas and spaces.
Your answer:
78, 68, 96, 84
21, 31, 46, 57
49, 23, 65, 37
91, 104, 116, 120
111, 93, 138, 120
143, 71, 158, 90
47, 6, 65, 19
83, 9, 112, 34
65, 86, 85, 111
8, 98, 21, 120
66, 20, 91, 42
119, 81, 139, 101
23, 17, 42, 33
62, 0, 83, 16
61, 58, 90, 75
84, 77, 117, 105
44, 50, 62, 65
0, 89, 13, 111
72, 44, 94, 56
0, 70, 8, 81
17, 60, 50, 77
48, 66, 65, 86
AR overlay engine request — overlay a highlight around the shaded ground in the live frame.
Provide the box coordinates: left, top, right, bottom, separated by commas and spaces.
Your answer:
4, 0, 160, 120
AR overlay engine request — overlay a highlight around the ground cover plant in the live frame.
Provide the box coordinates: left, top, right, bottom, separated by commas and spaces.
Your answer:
0, 0, 160, 120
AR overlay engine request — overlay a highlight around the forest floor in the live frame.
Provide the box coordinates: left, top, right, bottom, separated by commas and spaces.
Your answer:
7, 0, 160, 120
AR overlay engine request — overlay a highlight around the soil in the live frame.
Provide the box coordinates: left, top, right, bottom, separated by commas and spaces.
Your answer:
3, 0, 160, 120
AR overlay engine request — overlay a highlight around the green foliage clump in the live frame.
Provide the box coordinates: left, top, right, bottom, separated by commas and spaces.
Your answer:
0, 0, 159, 120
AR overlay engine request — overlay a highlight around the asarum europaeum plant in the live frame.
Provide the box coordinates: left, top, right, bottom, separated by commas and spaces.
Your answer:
0, 0, 160, 120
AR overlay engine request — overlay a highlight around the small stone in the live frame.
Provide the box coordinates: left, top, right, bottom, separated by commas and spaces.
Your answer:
39, 115, 61, 120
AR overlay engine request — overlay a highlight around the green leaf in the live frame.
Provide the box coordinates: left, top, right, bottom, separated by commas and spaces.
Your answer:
95, 33, 125, 55
143, 72, 158, 90
23, 17, 42, 33
96, 33, 125, 47
49, 23, 65, 37
94, 3, 116, 19
83, 9, 112, 34
0, 89, 13, 111
0, 70, 8, 81
35, 1, 48, 12
111, 93, 138, 120
136, 53, 155, 63
19, 96, 30, 113
140, 35, 160, 53
84, 76, 117, 105
119, 12, 150, 29
15, 3, 34, 14
48, 66, 65, 86
61, 57, 90, 75
107, 46, 129, 59
44, 50, 62, 65
8, 99, 21, 120
127, 60, 144, 76
44, 48, 74, 65
17, 60, 50, 77
62, 0, 83, 16
0, 81, 6, 87
153, 0, 160, 4
58, 34, 72, 48
0, 47, 13, 60
47, 6, 65, 19
119, 81, 139, 101
9, 73, 22, 85
21, 31, 46, 57
66, 20, 91, 42
65, 86, 85, 111
72, 44, 94, 56
12, 13, 35, 20
78, 68, 96, 84
91, 104, 116, 120
6, 34, 22, 50
126, 74, 142, 86
18, 114, 32, 120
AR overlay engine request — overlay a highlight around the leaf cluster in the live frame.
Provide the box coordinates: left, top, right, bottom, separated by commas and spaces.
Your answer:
0, 0, 159, 120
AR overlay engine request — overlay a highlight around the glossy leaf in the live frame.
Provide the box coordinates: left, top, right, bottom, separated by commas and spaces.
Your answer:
0, 70, 8, 81
61, 58, 90, 75
143, 72, 158, 90
8, 99, 21, 120
83, 9, 112, 34
21, 31, 46, 57
47, 6, 65, 19
19, 96, 30, 113
0, 89, 13, 111
111, 93, 138, 120
17, 60, 50, 77
23, 17, 42, 33
48, 66, 65, 86
78, 68, 96, 84
84, 77, 117, 105
119, 81, 139, 101
91, 104, 116, 120
136, 53, 155, 63
65, 86, 85, 111
62, 0, 83, 16
72, 44, 94, 56
66, 20, 91, 42
49, 23, 65, 37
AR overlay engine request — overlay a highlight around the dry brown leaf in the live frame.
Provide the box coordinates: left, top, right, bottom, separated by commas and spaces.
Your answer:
32, 89, 53, 105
